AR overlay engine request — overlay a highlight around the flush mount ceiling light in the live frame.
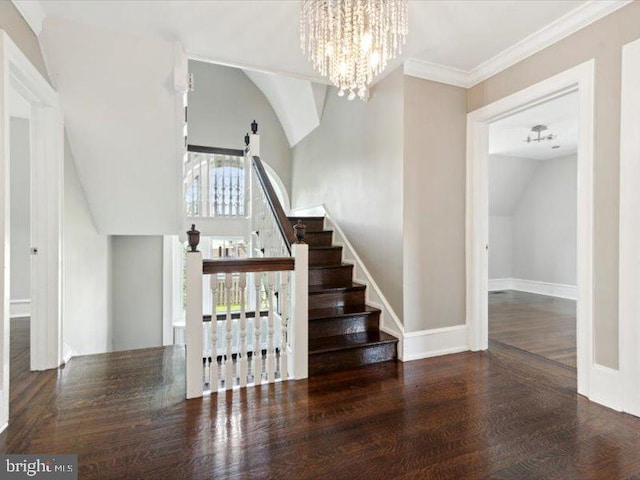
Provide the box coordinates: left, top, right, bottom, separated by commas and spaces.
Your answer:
300, 0, 408, 101
524, 124, 557, 143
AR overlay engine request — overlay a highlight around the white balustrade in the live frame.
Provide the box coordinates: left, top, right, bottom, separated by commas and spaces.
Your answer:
184, 125, 308, 399
185, 150, 247, 219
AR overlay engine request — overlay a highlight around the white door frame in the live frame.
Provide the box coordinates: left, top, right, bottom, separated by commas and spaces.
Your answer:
619, 37, 640, 417
466, 60, 595, 398
0, 30, 64, 431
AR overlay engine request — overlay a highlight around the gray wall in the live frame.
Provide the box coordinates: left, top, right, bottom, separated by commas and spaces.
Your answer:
489, 154, 538, 279
188, 60, 292, 195
489, 216, 512, 279
9, 118, 30, 301
292, 68, 405, 318
468, 1, 640, 368
63, 138, 113, 355
512, 155, 577, 285
112, 236, 163, 351
403, 75, 467, 332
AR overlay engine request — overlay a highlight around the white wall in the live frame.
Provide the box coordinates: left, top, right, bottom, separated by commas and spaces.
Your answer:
40, 17, 183, 235
112, 236, 163, 351
9, 118, 30, 302
63, 138, 113, 356
512, 155, 577, 285
292, 68, 404, 317
188, 61, 292, 195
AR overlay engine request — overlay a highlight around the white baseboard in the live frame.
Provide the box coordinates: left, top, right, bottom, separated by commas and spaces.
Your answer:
402, 325, 468, 362
10, 299, 30, 318
488, 278, 577, 300
488, 278, 512, 291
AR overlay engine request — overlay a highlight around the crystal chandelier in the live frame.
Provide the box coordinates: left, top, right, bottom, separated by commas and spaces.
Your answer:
300, 0, 408, 101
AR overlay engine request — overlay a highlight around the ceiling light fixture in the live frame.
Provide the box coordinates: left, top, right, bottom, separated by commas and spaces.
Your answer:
300, 0, 408, 101
524, 124, 556, 143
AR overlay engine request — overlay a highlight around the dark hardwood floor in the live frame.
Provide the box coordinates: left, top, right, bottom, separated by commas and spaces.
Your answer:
489, 290, 577, 368
3, 318, 640, 479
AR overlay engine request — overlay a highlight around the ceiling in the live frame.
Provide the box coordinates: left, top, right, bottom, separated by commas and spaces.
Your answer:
489, 90, 579, 160
35, 0, 606, 86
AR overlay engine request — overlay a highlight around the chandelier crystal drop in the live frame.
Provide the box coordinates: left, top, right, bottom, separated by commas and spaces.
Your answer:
300, 0, 408, 101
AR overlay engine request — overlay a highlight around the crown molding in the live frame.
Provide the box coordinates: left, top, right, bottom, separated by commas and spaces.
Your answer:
403, 59, 471, 88
11, 0, 46, 36
404, 0, 633, 89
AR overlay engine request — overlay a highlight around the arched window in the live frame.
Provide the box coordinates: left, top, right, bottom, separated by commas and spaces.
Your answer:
185, 147, 246, 218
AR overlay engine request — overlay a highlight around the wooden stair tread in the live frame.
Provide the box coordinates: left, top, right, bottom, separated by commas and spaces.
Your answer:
288, 216, 324, 221
308, 245, 342, 251
309, 305, 380, 320
309, 331, 398, 355
309, 282, 365, 294
309, 263, 352, 271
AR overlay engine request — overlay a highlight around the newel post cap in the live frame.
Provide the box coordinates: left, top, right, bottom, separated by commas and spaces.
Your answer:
187, 224, 200, 252
293, 219, 307, 244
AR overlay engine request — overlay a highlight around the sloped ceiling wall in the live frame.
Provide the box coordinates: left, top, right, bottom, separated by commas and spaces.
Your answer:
243, 69, 326, 147
40, 17, 184, 234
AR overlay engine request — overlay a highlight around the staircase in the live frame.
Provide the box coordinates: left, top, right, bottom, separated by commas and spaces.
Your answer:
289, 216, 398, 375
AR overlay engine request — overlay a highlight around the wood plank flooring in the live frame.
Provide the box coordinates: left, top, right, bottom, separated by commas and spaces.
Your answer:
489, 290, 577, 368
3, 319, 640, 479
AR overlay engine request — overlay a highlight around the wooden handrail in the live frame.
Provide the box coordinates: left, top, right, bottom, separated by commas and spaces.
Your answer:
188, 144, 245, 157
252, 155, 296, 255
203, 257, 294, 274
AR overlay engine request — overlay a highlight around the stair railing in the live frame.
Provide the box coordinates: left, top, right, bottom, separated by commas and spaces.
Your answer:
185, 122, 308, 399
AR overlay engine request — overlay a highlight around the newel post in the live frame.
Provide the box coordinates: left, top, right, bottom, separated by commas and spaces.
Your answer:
246, 120, 260, 157
291, 243, 308, 379
186, 225, 203, 399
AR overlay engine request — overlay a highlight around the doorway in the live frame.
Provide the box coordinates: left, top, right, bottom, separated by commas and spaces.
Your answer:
487, 92, 578, 369
466, 60, 594, 398
0, 31, 64, 431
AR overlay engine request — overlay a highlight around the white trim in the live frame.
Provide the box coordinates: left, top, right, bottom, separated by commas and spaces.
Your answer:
404, 0, 631, 88
162, 235, 180, 346
488, 278, 577, 300
9, 299, 30, 318
404, 59, 471, 88
618, 37, 640, 418
10, 1, 46, 37
291, 203, 405, 359
403, 325, 468, 362
0, 421, 7, 434
588, 364, 624, 412
0, 30, 63, 432
468, 0, 630, 86
466, 60, 596, 402
487, 278, 512, 292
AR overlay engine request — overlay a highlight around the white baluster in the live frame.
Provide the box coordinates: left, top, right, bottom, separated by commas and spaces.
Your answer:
279, 271, 290, 380
209, 274, 219, 390
224, 273, 234, 389
266, 271, 276, 383
239, 272, 248, 387
254, 271, 263, 384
